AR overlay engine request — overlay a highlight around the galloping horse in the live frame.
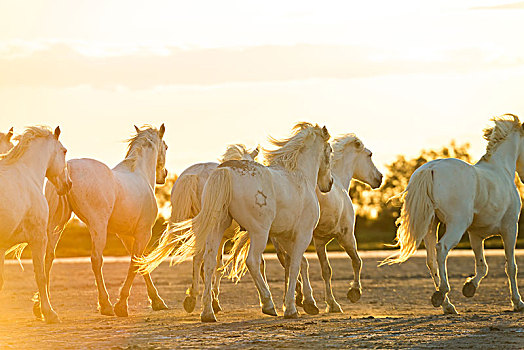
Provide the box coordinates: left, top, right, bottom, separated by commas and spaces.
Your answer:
139, 122, 333, 322
384, 114, 524, 314
0, 126, 71, 323
227, 133, 382, 313
168, 144, 259, 313
44, 125, 169, 317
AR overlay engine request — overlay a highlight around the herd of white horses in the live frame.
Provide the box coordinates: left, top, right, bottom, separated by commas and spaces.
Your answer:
0, 115, 523, 324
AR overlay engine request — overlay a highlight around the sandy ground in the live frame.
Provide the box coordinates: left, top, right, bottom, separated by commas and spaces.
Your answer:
1, 250, 523, 349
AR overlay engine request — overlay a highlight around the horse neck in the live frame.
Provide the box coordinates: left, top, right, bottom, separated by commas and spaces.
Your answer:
14, 138, 53, 187
486, 133, 519, 178
332, 152, 357, 190
294, 141, 322, 188
132, 145, 158, 187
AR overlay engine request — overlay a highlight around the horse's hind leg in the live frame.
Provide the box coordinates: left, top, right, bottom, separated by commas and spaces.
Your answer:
183, 248, 203, 313
244, 228, 277, 318
501, 225, 524, 311
89, 225, 114, 316
114, 230, 153, 317
273, 237, 303, 306
211, 237, 227, 313
433, 220, 469, 311
30, 236, 59, 323
298, 255, 319, 315
462, 232, 488, 298
118, 234, 168, 312
424, 220, 457, 314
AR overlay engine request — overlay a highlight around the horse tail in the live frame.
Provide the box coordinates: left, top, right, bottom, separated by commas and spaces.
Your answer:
137, 168, 233, 274
169, 174, 201, 223
5, 243, 29, 270
381, 167, 436, 265
45, 181, 72, 238
222, 228, 250, 283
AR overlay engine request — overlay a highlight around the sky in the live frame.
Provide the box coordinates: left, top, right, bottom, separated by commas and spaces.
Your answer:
1, 0, 524, 174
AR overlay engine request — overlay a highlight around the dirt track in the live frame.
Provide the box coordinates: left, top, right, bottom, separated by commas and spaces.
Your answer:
1, 250, 523, 349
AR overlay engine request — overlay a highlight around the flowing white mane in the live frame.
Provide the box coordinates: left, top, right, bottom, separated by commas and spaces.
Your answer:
331, 133, 364, 164
121, 126, 161, 171
263, 122, 330, 171
0, 126, 53, 165
481, 114, 523, 161
219, 144, 250, 163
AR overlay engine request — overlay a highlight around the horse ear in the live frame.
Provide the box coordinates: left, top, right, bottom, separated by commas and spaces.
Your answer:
251, 146, 260, 158
134, 125, 140, 133
159, 123, 165, 138
322, 125, 330, 139
54, 126, 61, 140
7, 127, 13, 140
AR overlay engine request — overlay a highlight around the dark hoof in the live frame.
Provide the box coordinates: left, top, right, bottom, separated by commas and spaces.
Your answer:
99, 304, 115, 316
347, 287, 362, 303
201, 313, 217, 322
151, 298, 169, 311
114, 302, 128, 317
262, 306, 278, 317
431, 291, 445, 308
183, 296, 197, 313
212, 299, 222, 314
284, 311, 299, 319
303, 301, 320, 315
462, 281, 476, 298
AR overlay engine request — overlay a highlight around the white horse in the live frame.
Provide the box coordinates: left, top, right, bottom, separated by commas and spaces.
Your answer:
0, 127, 14, 153
168, 144, 259, 314
139, 122, 333, 322
44, 125, 169, 317
383, 114, 524, 314
227, 134, 382, 313
0, 126, 71, 323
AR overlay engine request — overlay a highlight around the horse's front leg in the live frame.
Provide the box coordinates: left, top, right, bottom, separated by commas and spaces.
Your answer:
282, 231, 313, 319
337, 231, 362, 303
272, 237, 303, 306
298, 255, 319, 315
314, 237, 342, 313
433, 221, 468, 311
462, 232, 488, 299
114, 229, 152, 317
30, 235, 59, 323
501, 225, 524, 311
183, 247, 203, 313
89, 225, 114, 316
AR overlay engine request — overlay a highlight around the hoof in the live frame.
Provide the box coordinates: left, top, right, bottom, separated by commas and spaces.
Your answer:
284, 311, 299, 319
151, 298, 169, 311
33, 302, 43, 320
262, 305, 278, 317
201, 313, 217, 322
431, 291, 445, 308
114, 302, 128, 317
462, 281, 476, 298
303, 300, 320, 315
514, 301, 524, 312
183, 296, 197, 313
347, 287, 362, 303
44, 311, 60, 324
443, 304, 458, 315
212, 299, 222, 314
99, 304, 115, 316
327, 303, 343, 313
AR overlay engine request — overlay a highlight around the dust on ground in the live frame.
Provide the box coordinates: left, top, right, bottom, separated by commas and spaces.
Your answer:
1, 250, 523, 349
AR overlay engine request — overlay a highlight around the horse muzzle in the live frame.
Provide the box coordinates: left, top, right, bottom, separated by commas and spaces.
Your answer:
319, 177, 334, 193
